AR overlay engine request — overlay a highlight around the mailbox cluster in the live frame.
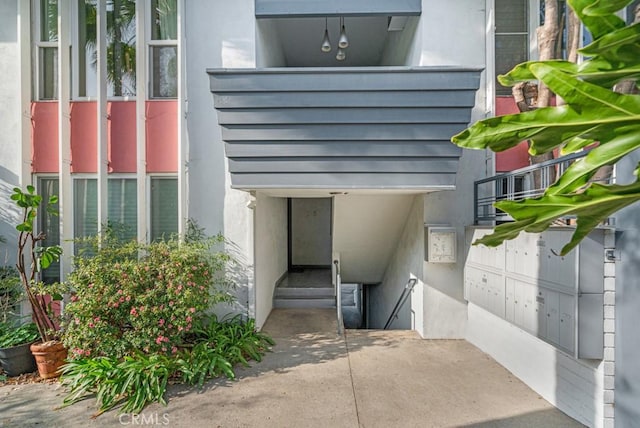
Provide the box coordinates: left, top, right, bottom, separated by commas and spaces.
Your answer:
464, 228, 605, 359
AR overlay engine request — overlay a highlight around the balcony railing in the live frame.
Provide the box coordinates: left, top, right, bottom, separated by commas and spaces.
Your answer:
474, 151, 614, 224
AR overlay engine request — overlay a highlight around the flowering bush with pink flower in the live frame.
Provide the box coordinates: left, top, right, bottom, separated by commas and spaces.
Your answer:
62, 233, 234, 359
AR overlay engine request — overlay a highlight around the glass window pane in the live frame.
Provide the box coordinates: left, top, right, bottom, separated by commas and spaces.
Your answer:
150, 178, 178, 241
74, 179, 98, 242
107, 0, 137, 96
151, 46, 177, 98
151, 0, 178, 40
495, 0, 528, 33
495, 34, 528, 96
40, 0, 58, 42
107, 178, 137, 241
39, 47, 58, 100
38, 178, 60, 284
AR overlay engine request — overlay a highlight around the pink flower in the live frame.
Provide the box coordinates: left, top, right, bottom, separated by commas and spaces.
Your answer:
130, 308, 138, 316
155, 336, 164, 345
70, 295, 78, 302
88, 322, 95, 328
94, 317, 100, 322
159, 319, 165, 326
84, 350, 91, 356
177, 285, 183, 292
171, 346, 178, 354
126, 295, 131, 302
169, 301, 174, 307
189, 307, 195, 313
186, 316, 192, 323
191, 266, 197, 271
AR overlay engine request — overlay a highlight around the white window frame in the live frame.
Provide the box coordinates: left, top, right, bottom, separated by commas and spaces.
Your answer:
147, 0, 178, 99
147, 174, 179, 241
32, 0, 59, 101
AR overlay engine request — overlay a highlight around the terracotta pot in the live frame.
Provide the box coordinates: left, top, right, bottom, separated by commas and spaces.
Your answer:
30, 341, 67, 379
0, 342, 37, 376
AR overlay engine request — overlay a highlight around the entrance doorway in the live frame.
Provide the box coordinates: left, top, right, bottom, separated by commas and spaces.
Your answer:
288, 198, 332, 271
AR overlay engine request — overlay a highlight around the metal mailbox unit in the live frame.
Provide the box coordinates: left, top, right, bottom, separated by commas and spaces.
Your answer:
464, 227, 605, 359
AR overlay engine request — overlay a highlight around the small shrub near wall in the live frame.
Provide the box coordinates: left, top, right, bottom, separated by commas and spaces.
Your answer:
62, 234, 234, 359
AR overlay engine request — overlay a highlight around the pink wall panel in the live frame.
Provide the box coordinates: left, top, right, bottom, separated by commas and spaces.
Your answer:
108, 101, 137, 172
495, 97, 530, 172
70, 102, 97, 173
146, 101, 178, 173
31, 102, 59, 173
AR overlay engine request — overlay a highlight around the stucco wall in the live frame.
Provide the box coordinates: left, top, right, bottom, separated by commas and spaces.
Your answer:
185, 0, 256, 317
332, 194, 415, 284
467, 304, 604, 427
421, 147, 488, 338
0, 2, 21, 265
370, 195, 424, 331
613, 150, 640, 425
256, 19, 286, 67
254, 193, 288, 329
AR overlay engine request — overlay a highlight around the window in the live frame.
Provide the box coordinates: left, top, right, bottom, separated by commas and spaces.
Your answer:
149, 0, 177, 98
37, 177, 60, 284
73, 178, 138, 246
495, 0, 529, 96
76, 0, 137, 98
150, 177, 178, 241
35, 0, 58, 100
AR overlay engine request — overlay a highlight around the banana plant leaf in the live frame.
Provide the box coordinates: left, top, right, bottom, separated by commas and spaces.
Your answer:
451, 0, 640, 255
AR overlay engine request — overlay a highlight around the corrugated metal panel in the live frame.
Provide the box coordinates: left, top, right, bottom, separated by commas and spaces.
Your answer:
255, 0, 421, 18
208, 67, 481, 190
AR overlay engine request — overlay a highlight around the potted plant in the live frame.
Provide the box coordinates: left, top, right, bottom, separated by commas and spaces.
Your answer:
0, 321, 38, 376
11, 186, 66, 379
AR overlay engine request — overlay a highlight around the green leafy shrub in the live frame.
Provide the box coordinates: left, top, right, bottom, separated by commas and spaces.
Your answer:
0, 322, 39, 348
62, 234, 234, 359
61, 316, 274, 415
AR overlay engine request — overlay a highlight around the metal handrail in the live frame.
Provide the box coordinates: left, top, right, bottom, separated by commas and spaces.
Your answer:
383, 278, 418, 330
473, 150, 611, 224
333, 259, 344, 335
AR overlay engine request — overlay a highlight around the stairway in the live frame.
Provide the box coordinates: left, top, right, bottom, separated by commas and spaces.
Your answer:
273, 287, 335, 309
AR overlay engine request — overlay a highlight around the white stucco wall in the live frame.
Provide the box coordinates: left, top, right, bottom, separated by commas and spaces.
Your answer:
185, 0, 256, 317
467, 303, 604, 427
421, 147, 489, 338
332, 194, 415, 284
256, 19, 286, 67
379, 17, 420, 66
254, 193, 288, 329
0, 3, 22, 265
413, 0, 487, 67
370, 195, 424, 332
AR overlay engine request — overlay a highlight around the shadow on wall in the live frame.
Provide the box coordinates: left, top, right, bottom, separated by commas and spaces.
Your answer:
211, 239, 250, 319
0, 166, 21, 264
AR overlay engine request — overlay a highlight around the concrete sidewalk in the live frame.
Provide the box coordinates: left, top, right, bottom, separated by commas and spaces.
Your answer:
0, 309, 582, 427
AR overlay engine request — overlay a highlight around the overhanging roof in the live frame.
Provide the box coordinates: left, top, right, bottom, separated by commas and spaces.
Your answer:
208, 66, 481, 191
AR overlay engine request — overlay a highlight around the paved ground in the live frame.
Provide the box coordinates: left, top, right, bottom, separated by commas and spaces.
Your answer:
0, 309, 583, 427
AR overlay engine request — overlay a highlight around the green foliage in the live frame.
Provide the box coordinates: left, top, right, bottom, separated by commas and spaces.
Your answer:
11, 186, 63, 342
62, 234, 235, 359
61, 316, 274, 415
0, 267, 22, 324
452, 0, 640, 255
0, 322, 39, 348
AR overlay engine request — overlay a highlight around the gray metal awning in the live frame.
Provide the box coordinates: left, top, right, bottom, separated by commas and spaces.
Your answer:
208, 66, 481, 191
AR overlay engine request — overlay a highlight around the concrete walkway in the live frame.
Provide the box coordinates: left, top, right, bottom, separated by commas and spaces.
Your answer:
0, 309, 583, 427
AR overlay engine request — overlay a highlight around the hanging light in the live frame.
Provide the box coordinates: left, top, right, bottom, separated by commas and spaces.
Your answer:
321, 17, 331, 52
338, 16, 349, 49
336, 48, 346, 61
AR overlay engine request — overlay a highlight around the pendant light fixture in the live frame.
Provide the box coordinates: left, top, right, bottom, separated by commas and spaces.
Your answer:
321, 17, 331, 52
338, 16, 349, 49
336, 48, 346, 61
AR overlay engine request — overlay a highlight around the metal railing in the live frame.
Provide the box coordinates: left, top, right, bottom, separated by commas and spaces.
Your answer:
333, 259, 344, 335
383, 278, 418, 330
473, 151, 607, 224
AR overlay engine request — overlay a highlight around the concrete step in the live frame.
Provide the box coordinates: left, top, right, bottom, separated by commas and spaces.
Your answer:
274, 297, 336, 309
274, 287, 334, 298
